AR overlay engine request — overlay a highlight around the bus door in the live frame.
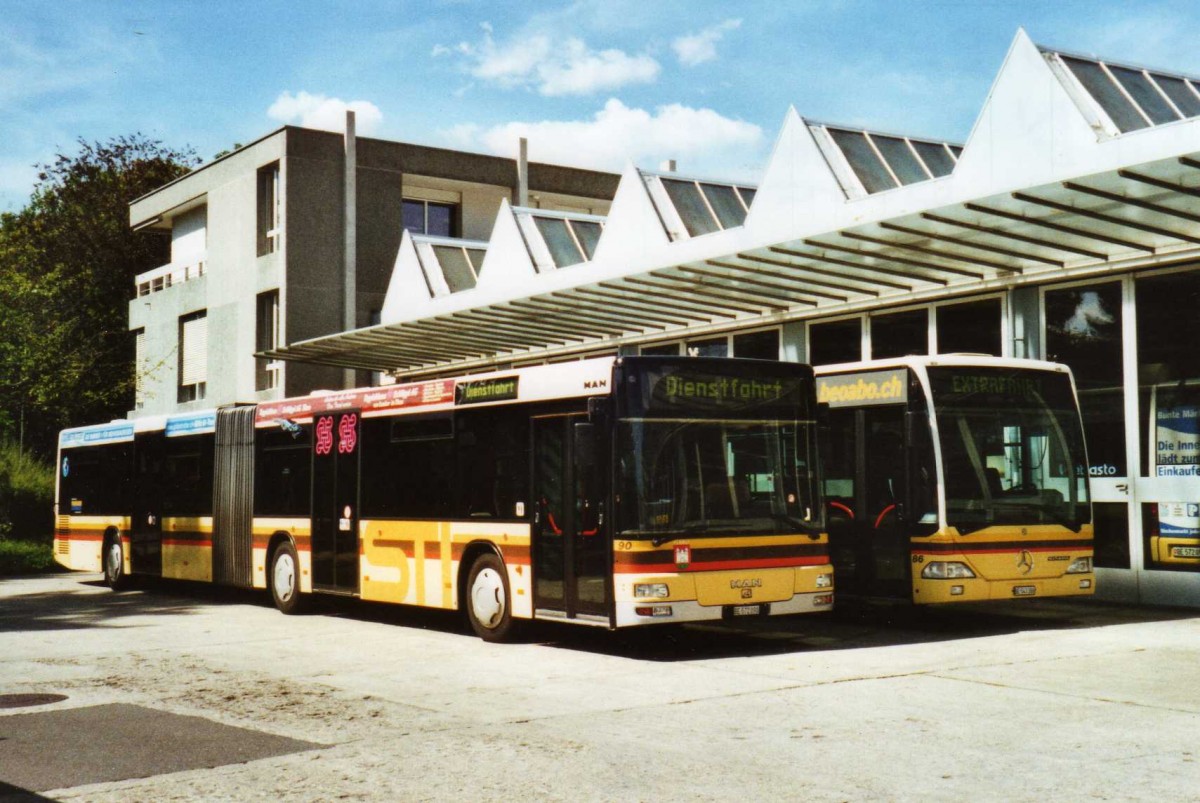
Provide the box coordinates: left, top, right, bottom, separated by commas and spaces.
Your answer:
130, 433, 164, 576
311, 410, 361, 594
826, 405, 911, 597
532, 414, 609, 620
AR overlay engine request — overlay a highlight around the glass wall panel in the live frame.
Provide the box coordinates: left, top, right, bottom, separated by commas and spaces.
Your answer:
935, 298, 1001, 356
640, 343, 681, 356
733, 329, 780, 360
433, 247, 476, 292
1137, 270, 1200, 571
1109, 66, 1179, 125
872, 136, 928, 185
572, 221, 602, 259
828, 129, 896, 194
911, 141, 955, 177
700, 184, 747, 229
534, 217, 583, 267
1062, 57, 1150, 133
1155, 76, 1200, 117
870, 309, 928, 359
1093, 502, 1131, 569
1044, 283, 1126, 477
686, 337, 727, 358
661, 179, 720, 237
809, 318, 862, 365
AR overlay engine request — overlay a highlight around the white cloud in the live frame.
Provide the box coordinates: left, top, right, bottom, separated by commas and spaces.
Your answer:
672, 19, 742, 67
267, 91, 383, 135
436, 25, 659, 96
448, 98, 764, 176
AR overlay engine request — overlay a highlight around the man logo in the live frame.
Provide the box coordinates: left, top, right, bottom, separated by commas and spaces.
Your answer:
1017, 550, 1034, 575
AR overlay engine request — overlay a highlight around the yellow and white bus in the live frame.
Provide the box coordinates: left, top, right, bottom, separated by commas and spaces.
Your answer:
815, 355, 1094, 603
54, 356, 832, 640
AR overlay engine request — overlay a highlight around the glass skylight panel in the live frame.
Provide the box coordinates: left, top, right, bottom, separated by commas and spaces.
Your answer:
432, 245, 477, 292
1108, 66, 1180, 125
571, 220, 602, 259
737, 187, 756, 208
911, 140, 955, 177
1062, 56, 1150, 133
871, 135, 929, 185
700, 183, 748, 229
1154, 75, 1200, 117
828, 128, 896, 193
534, 216, 584, 268
661, 178, 721, 237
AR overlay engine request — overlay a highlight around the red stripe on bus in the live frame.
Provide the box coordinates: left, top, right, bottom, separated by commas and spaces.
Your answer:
613, 556, 829, 573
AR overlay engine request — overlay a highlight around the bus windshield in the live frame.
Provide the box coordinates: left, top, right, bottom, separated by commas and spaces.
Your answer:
615, 360, 822, 540
927, 367, 1091, 535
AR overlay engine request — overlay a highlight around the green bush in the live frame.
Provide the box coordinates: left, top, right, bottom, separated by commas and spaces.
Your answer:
0, 441, 55, 543
0, 538, 59, 574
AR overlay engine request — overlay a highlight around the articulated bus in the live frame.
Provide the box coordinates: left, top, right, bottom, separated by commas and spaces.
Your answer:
814, 355, 1094, 604
54, 356, 832, 640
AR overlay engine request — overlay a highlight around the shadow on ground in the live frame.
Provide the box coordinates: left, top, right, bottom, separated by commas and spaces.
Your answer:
5, 574, 1196, 662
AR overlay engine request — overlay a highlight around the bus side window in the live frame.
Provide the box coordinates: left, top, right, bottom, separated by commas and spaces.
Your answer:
905, 405, 938, 536
456, 409, 529, 519
863, 409, 904, 528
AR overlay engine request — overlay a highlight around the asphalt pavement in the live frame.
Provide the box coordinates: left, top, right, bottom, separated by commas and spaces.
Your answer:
1, 572, 1198, 801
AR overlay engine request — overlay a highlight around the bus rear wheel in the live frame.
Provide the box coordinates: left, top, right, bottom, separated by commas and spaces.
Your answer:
103, 534, 129, 590
270, 541, 307, 615
466, 553, 515, 642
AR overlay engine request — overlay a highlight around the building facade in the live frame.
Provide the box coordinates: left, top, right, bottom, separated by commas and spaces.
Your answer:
262, 31, 1200, 607
128, 124, 618, 416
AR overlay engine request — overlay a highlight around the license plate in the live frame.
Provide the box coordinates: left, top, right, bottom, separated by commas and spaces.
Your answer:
1172, 546, 1200, 558
726, 604, 767, 618
1013, 585, 1037, 597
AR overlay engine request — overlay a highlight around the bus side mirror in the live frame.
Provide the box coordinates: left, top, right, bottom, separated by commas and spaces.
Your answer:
574, 422, 597, 469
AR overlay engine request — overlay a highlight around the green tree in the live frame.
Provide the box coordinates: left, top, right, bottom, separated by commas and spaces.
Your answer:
0, 135, 198, 456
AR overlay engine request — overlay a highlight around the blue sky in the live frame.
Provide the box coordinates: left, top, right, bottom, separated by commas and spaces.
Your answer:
4, 0, 1200, 212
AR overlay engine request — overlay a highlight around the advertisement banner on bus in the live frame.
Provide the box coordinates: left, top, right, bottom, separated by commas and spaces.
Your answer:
255, 379, 455, 425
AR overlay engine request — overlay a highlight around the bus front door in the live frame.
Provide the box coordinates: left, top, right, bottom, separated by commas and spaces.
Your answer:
311, 410, 361, 594
532, 414, 609, 621
130, 433, 164, 577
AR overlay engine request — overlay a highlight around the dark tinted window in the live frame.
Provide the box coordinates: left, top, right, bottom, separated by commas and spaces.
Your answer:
255, 425, 312, 517
59, 444, 131, 515
809, 318, 863, 365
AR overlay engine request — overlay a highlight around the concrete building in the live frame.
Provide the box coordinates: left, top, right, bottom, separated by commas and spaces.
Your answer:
127, 123, 618, 416
265, 30, 1200, 607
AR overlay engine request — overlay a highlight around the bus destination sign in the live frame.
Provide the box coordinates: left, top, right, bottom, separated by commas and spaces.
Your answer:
456, 376, 520, 406
817, 370, 907, 408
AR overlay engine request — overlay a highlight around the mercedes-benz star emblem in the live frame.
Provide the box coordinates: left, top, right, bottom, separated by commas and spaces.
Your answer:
1017, 550, 1034, 575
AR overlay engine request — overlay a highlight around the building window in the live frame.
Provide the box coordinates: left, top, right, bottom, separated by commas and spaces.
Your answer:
257, 162, 280, 256
733, 329, 780, 360
1044, 282, 1125, 478
178, 310, 208, 403
403, 199, 458, 237
133, 328, 146, 410
870, 309, 928, 359
809, 318, 863, 366
686, 337, 728, 358
640, 343, 681, 356
255, 291, 280, 392
935, 298, 1001, 356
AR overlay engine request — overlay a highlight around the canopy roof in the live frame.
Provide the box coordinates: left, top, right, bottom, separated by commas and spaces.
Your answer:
263, 31, 1200, 379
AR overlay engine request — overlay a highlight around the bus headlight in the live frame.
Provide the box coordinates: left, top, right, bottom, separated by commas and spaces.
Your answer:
815, 573, 833, 588
1066, 557, 1092, 574
921, 561, 976, 580
634, 583, 669, 598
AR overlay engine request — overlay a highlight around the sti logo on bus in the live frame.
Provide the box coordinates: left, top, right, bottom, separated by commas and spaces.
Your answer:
456, 376, 519, 405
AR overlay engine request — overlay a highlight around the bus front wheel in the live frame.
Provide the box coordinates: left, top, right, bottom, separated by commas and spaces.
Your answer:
466, 553, 515, 642
103, 534, 129, 590
270, 541, 307, 615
